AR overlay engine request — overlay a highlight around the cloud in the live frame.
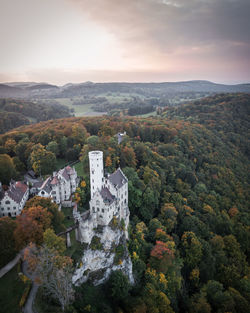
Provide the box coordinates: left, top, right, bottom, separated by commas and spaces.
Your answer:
63, 0, 250, 83
69, 0, 250, 64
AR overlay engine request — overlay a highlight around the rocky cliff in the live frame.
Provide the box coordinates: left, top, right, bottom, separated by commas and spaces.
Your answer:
72, 219, 134, 286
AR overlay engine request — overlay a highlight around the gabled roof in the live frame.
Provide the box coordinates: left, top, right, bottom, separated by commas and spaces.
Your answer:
100, 187, 115, 204
26, 170, 36, 179
66, 166, 75, 175
108, 168, 128, 189
6, 181, 28, 204
60, 168, 70, 181
32, 181, 43, 188
40, 177, 52, 194
51, 176, 58, 185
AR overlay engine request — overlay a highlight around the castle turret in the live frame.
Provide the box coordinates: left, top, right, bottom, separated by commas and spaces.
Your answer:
89, 151, 104, 198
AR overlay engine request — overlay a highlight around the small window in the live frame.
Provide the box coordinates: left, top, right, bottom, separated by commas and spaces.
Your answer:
1, 208, 4, 211
13, 206, 16, 210
5, 200, 10, 204
102, 209, 104, 213
92, 170, 94, 174
7, 207, 10, 210
92, 179, 94, 183
97, 207, 100, 212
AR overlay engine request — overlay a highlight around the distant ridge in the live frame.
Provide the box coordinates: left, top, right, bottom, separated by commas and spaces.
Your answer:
0, 80, 249, 98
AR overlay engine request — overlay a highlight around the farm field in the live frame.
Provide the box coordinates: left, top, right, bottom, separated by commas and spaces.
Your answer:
53, 98, 107, 117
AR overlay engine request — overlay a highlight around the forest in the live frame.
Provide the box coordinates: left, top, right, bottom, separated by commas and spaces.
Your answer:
0, 93, 249, 313
0, 98, 73, 134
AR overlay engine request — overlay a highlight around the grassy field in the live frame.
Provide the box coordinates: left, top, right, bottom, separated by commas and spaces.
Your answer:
74, 161, 84, 177
136, 110, 157, 117
0, 264, 25, 313
55, 158, 69, 170
61, 206, 75, 228
53, 98, 106, 117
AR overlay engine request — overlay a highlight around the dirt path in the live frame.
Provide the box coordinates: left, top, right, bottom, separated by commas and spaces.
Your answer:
22, 259, 39, 313
0, 253, 21, 278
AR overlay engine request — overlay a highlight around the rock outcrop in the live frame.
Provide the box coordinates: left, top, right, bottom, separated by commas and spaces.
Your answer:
73, 221, 134, 286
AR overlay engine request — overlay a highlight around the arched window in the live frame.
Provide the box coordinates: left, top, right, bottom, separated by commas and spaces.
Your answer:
5, 200, 10, 204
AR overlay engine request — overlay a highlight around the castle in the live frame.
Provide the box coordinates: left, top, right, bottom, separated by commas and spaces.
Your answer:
74, 151, 130, 244
37, 166, 78, 206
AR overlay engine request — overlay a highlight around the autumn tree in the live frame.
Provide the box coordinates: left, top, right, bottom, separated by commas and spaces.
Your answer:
181, 231, 203, 270
14, 206, 52, 249
43, 228, 66, 255
120, 146, 137, 168
30, 143, 56, 175
160, 203, 178, 233
24, 196, 64, 233
0, 153, 16, 184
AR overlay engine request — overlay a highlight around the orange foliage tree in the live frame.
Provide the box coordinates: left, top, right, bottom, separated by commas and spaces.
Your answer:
14, 206, 52, 249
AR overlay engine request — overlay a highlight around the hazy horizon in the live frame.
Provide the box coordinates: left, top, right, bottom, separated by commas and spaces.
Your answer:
2, 78, 250, 87
1, 0, 249, 85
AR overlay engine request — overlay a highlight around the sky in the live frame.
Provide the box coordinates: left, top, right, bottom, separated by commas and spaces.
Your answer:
0, 0, 249, 85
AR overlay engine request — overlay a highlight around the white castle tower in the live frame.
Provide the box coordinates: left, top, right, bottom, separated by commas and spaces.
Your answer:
89, 151, 104, 198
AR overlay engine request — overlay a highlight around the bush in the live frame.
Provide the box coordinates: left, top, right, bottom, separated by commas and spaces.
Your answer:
90, 236, 103, 250
19, 281, 32, 308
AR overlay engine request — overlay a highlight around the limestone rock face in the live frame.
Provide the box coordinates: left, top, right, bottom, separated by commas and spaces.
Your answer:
72, 225, 134, 286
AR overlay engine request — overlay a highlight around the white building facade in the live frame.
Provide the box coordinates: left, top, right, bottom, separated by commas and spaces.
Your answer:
0, 181, 29, 217
37, 166, 78, 205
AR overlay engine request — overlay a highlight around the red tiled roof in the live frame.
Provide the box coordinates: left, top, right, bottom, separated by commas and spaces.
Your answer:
51, 177, 58, 185
66, 166, 74, 174
7, 181, 28, 204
